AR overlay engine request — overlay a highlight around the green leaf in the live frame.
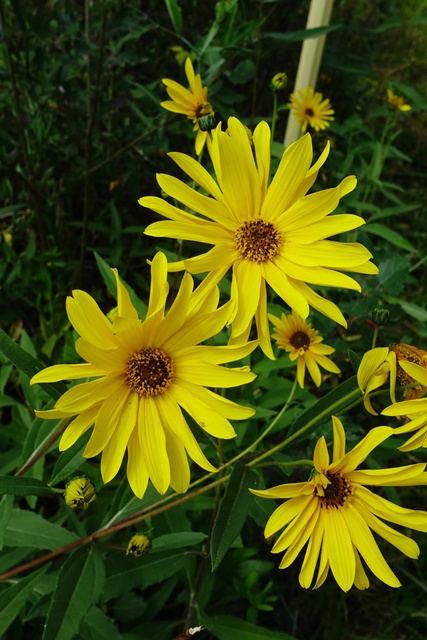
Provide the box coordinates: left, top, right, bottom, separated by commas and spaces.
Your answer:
347, 349, 361, 373
0, 476, 55, 497
94, 251, 147, 319
0, 328, 67, 401
0, 566, 49, 636
49, 430, 91, 486
202, 614, 296, 640
264, 24, 342, 43
80, 605, 122, 640
3, 509, 79, 550
211, 464, 259, 571
164, 0, 183, 34
287, 376, 361, 438
43, 547, 105, 640
399, 301, 427, 323
152, 531, 207, 552
364, 223, 417, 253
0, 495, 13, 550
104, 550, 195, 600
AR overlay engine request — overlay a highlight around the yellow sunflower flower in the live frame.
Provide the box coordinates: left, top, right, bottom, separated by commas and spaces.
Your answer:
250, 416, 427, 591
161, 57, 215, 155
358, 344, 427, 415
288, 86, 335, 133
382, 361, 427, 451
387, 89, 411, 112
30, 253, 257, 499
140, 117, 377, 358
269, 310, 340, 388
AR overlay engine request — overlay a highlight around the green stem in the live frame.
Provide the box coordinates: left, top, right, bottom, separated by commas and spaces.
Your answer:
251, 458, 313, 469
371, 326, 379, 349
248, 386, 362, 468
227, 372, 299, 467
357, 115, 391, 218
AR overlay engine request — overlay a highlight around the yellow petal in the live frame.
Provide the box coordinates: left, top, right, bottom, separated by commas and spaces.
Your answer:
31, 363, 105, 385
126, 426, 149, 499
100, 392, 139, 484
345, 502, 401, 588
313, 437, 329, 472
324, 507, 355, 592
332, 416, 346, 462
139, 397, 170, 495
83, 383, 130, 458
112, 268, 138, 320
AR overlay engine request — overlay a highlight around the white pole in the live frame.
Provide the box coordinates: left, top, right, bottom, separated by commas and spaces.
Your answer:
284, 0, 334, 148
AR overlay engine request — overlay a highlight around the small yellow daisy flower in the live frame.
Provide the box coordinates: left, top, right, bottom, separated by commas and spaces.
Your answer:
269, 310, 340, 388
251, 416, 427, 591
31, 252, 257, 499
382, 361, 427, 451
161, 57, 215, 155
358, 344, 427, 415
140, 117, 377, 359
387, 89, 411, 112
288, 86, 335, 133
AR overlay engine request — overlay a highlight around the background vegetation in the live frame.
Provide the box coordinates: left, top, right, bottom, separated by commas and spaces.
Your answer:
1, 0, 427, 638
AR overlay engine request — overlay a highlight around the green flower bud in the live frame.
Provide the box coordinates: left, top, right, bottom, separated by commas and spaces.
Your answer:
371, 308, 390, 327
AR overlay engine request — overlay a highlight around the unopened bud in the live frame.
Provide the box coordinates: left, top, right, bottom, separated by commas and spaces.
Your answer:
371, 308, 390, 327
126, 534, 151, 557
270, 72, 288, 92
65, 477, 96, 510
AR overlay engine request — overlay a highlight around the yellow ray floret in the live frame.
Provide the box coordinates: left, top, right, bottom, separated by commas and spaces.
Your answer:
251, 416, 427, 591
140, 117, 377, 359
31, 252, 257, 499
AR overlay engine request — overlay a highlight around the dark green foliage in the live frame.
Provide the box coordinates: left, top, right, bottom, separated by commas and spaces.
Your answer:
1, 1, 427, 639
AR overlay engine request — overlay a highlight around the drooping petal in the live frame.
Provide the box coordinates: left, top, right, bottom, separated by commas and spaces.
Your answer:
324, 507, 355, 592
345, 502, 401, 588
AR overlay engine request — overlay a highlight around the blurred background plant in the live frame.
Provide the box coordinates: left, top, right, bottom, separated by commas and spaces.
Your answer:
0, 0, 427, 639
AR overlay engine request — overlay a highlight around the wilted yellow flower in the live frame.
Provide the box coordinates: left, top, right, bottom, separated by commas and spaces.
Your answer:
140, 117, 377, 358
288, 87, 334, 133
387, 89, 411, 112
161, 57, 215, 155
383, 361, 427, 451
64, 477, 96, 510
358, 344, 427, 415
269, 310, 340, 388
251, 416, 427, 591
126, 534, 151, 557
31, 252, 257, 499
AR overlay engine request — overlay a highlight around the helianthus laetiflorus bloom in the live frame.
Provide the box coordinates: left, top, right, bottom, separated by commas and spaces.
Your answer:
269, 310, 340, 388
382, 360, 427, 451
30, 253, 257, 499
140, 117, 377, 358
358, 344, 427, 415
387, 89, 411, 112
161, 57, 215, 155
288, 86, 335, 133
250, 416, 427, 591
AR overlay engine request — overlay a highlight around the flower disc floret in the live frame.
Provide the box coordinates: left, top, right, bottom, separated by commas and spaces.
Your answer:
234, 218, 283, 262
125, 347, 174, 396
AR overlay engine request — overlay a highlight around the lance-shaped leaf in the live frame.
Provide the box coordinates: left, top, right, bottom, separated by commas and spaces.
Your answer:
211, 463, 258, 571
0, 476, 55, 497
43, 547, 105, 640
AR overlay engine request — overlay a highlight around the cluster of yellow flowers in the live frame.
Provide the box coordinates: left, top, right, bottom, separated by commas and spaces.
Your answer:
31, 59, 425, 593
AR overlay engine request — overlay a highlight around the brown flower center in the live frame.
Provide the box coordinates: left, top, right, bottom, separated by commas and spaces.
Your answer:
315, 472, 351, 509
125, 347, 174, 397
290, 330, 310, 350
235, 218, 283, 263
305, 107, 315, 118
